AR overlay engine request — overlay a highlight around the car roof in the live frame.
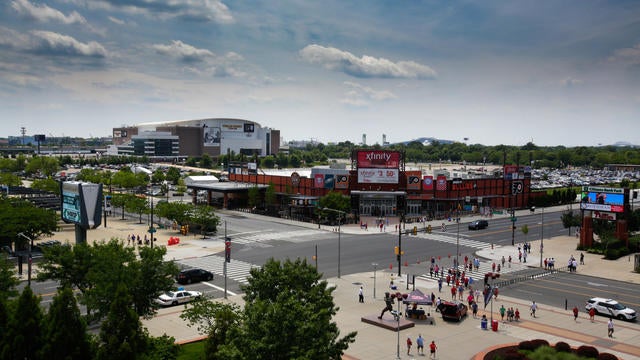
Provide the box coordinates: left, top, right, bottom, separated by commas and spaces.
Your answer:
589, 297, 618, 304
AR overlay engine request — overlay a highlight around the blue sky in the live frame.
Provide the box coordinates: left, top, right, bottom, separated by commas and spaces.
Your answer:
1, 0, 639, 146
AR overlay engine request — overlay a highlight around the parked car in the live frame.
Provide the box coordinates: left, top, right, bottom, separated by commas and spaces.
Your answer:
155, 290, 202, 307
585, 297, 636, 321
468, 220, 489, 230
437, 301, 468, 321
176, 268, 214, 284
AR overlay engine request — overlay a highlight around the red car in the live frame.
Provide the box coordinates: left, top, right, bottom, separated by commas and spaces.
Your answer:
438, 301, 468, 321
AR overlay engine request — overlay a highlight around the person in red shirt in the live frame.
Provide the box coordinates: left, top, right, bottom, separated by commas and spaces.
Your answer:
589, 307, 596, 322
429, 340, 437, 359
451, 286, 457, 300
406, 336, 413, 355
573, 305, 579, 321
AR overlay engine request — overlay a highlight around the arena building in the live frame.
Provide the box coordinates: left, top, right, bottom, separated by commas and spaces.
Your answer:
112, 118, 280, 158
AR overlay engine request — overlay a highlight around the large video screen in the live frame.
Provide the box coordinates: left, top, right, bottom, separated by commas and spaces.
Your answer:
579, 186, 625, 213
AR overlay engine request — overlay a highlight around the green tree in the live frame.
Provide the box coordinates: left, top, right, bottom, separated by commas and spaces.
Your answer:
42, 286, 92, 360
25, 156, 59, 177
165, 167, 181, 185
233, 258, 356, 359
200, 154, 213, 168
190, 205, 220, 238
0, 198, 58, 250
1, 286, 44, 360
96, 284, 148, 360
318, 191, 351, 221
247, 186, 259, 209
0, 254, 19, 302
181, 299, 243, 359
31, 177, 61, 195
125, 195, 148, 224
521, 224, 529, 243
151, 169, 166, 185
0, 172, 22, 187
129, 246, 179, 318
155, 201, 192, 227
561, 210, 582, 236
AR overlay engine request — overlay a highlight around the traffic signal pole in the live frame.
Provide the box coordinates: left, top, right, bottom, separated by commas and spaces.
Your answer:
224, 221, 228, 299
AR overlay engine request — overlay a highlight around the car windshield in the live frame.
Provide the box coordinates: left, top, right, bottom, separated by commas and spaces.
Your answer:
442, 305, 459, 315
163, 291, 176, 297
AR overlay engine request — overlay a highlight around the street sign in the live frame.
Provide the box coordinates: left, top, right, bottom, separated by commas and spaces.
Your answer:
511, 217, 517, 222
148, 226, 156, 233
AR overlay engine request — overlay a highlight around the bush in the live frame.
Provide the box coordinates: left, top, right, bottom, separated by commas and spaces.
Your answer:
576, 345, 599, 358
529, 339, 549, 349
554, 341, 571, 353
598, 353, 619, 360
518, 341, 535, 351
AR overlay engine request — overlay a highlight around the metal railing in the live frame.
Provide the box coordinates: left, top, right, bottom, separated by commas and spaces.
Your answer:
493, 266, 570, 288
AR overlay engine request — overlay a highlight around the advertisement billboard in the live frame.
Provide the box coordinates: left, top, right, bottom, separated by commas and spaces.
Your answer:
423, 175, 434, 191
61, 181, 103, 229
406, 175, 421, 190
335, 174, 349, 189
203, 125, 221, 147
579, 186, 625, 213
357, 168, 399, 184
356, 150, 400, 169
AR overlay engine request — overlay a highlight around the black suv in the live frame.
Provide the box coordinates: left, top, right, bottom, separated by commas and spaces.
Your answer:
176, 268, 213, 284
468, 220, 489, 230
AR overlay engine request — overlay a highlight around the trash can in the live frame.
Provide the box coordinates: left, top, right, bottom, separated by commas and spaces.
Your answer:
480, 318, 488, 330
491, 320, 499, 332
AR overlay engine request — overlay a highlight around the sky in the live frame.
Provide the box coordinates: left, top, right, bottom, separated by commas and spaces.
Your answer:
1, 0, 640, 147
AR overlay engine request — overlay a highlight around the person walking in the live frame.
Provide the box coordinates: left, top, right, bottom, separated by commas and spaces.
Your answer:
572, 305, 579, 321
589, 307, 596, 322
358, 286, 364, 303
500, 304, 506, 322
429, 340, 437, 359
416, 334, 424, 356
406, 336, 413, 355
608, 318, 614, 338
530, 301, 537, 318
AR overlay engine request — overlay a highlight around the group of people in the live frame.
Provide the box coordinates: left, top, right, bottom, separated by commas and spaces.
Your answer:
499, 304, 520, 322
543, 257, 556, 270
126, 233, 152, 246
406, 334, 437, 358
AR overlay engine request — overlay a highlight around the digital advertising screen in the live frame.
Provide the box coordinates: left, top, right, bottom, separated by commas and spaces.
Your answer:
579, 186, 626, 213
356, 150, 400, 169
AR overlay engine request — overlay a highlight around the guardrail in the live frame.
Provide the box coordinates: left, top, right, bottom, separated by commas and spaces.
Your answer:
493, 266, 569, 288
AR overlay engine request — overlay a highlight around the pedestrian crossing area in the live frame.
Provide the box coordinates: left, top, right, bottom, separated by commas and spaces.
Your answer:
417, 256, 530, 284
216, 229, 322, 247
177, 255, 259, 285
413, 232, 493, 250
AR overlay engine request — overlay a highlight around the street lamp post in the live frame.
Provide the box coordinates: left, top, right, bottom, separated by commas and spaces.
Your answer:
539, 207, 544, 268
323, 207, 345, 278
372, 262, 378, 299
17, 232, 33, 287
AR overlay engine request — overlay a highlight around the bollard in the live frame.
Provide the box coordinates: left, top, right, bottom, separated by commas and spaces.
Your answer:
565, 298, 568, 310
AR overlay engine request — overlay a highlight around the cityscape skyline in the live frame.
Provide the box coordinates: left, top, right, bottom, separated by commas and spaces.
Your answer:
1, 1, 640, 147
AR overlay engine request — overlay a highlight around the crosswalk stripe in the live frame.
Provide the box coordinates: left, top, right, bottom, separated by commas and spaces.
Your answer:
215, 229, 321, 246
177, 255, 258, 284
413, 232, 493, 249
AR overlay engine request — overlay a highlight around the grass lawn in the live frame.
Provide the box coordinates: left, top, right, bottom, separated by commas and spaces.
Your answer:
177, 341, 205, 360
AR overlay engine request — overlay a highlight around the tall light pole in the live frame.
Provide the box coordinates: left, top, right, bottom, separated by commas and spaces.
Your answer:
539, 207, 544, 268
323, 207, 345, 278
17, 232, 33, 287
372, 262, 378, 299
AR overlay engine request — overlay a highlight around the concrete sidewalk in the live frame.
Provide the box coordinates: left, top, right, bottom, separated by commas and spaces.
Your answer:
28, 205, 640, 359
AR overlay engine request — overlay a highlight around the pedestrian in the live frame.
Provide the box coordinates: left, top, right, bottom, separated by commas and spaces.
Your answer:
406, 336, 413, 355
580, 252, 585, 265
589, 307, 596, 322
573, 305, 579, 321
507, 255, 512, 268
530, 301, 537, 318
608, 318, 614, 338
438, 277, 443, 292
451, 285, 457, 300
416, 334, 424, 356
500, 304, 506, 321
358, 286, 364, 303
429, 340, 437, 359
514, 308, 520, 321
471, 301, 478, 318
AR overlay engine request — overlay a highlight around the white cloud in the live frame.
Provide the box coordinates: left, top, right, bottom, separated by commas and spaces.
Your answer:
608, 43, 640, 65
152, 40, 215, 62
30, 30, 108, 57
299, 44, 437, 79
107, 16, 125, 25
341, 81, 396, 106
11, 0, 87, 25
76, 0, 234, 24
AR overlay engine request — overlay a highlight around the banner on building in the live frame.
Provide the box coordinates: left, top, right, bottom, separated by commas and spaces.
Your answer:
314, 174, 324, 188
324, 174, 335, 189
407, 175, 421, 190
436, 175, 447, 191
423, 176, 434, 191
357, 168, 399, 184
335, 174, 349, 189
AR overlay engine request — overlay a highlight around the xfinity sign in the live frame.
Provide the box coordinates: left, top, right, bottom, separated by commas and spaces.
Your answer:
356, 150, 400, 169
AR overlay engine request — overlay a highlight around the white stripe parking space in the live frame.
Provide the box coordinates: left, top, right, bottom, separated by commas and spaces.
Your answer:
178, 255, 258, 285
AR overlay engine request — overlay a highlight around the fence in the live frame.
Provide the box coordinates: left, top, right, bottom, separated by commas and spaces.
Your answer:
493, 266, 569, 289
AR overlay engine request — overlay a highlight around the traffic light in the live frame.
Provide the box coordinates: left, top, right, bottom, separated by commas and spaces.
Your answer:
394, 246, 399, 255
412, 226, 417, 235
225, 238, 231, 263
